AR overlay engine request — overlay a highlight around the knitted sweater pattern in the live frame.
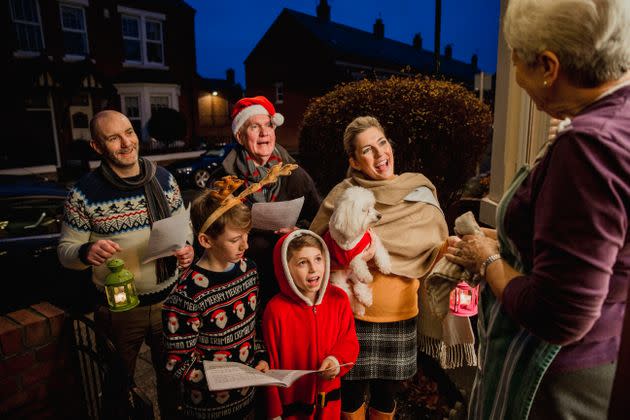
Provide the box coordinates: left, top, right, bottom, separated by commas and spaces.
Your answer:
58, 167, 189, 295
162, 260, 262, 419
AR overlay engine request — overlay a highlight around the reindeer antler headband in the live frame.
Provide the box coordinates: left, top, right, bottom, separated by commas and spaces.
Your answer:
199, 163, 299, 234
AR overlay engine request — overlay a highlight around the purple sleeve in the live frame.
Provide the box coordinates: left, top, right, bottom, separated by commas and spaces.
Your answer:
502, 131, 627, 345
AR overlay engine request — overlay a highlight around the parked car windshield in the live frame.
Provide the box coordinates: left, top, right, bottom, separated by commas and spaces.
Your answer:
0, 196, 65, 239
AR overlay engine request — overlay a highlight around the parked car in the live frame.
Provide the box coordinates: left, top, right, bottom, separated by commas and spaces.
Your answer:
0, 175, 94, 314
166, 142, 237, 189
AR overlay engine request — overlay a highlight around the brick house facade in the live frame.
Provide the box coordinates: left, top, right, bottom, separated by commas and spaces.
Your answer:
5, 0, 199, 170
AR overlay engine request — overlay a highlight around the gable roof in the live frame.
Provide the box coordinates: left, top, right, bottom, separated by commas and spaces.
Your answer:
250, 8, 477, 83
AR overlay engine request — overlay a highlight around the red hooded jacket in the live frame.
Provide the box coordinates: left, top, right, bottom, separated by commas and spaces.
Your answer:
262, 230, 359, 419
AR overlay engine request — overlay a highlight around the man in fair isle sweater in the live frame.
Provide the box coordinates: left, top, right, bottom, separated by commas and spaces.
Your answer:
57, 110, 194, 419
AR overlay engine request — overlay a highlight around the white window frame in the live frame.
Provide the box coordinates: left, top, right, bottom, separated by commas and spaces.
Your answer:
121, 93, 142, 121
115, 83, 180, 140
59, 2, 89, 60
10, 0, 45, 57
479, 0, 551, 227
118, 6, 168, 69
144, 19, 164, 65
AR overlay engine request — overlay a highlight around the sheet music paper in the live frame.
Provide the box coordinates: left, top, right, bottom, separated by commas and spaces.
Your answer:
142, 205, 191, 264
203, 361, 354, 391
251, 196, 304, 231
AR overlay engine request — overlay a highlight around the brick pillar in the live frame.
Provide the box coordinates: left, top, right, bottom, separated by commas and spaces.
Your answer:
0, 303, 83, 418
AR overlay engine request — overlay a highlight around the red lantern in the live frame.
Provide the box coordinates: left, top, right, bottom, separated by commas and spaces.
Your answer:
449, 282, 479, 317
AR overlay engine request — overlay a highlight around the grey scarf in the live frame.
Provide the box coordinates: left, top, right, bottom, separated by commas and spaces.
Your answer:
99, 157, 175, 283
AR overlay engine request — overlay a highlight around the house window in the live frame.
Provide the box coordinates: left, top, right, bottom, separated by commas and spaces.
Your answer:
116, 84, 180, 141
9, 0, 44, 53
122, 16, 142, 62
122, 95, 142, 136
145, 20, 163, 64
150, 96, 170, 113
119, 6, 165, 67
274, 82, 284, 104
60, 4, 88, 56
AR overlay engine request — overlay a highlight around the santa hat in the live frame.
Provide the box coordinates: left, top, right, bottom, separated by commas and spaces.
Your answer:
231, 96, 284, 136
211, 309, 226, 321
233, 301, 244, 311
214, 350, 232, 360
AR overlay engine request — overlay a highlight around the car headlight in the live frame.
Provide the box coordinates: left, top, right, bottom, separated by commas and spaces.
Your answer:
176, 167, 193, 174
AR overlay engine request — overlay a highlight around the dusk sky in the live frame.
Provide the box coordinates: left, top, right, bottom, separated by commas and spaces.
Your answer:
185, 0, 502, 87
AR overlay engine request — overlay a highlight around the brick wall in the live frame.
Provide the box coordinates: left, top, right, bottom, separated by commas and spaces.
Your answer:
0, 303, 83, 418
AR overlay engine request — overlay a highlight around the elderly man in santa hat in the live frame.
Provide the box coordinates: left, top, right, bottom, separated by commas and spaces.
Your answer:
207, 95, 321, 308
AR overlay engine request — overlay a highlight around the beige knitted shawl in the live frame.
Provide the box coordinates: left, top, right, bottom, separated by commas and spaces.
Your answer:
310, 171, 447, 277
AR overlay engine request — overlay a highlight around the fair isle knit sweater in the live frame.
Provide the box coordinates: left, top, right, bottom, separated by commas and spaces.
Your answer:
57, 167, 192, 299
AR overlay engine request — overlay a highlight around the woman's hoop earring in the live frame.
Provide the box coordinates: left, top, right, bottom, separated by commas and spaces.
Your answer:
543, 80, 548, 87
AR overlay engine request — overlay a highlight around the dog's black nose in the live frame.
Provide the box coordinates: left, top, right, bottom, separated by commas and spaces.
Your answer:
376, 213, 382, 220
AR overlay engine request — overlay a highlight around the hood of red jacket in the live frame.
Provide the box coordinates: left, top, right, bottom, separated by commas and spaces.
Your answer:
273, 229, 331, 306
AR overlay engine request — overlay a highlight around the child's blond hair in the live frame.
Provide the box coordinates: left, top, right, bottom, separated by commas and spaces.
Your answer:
190, 189, 251, 238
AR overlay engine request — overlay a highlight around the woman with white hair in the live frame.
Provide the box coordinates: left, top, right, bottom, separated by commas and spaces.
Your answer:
447, 0, 630, 419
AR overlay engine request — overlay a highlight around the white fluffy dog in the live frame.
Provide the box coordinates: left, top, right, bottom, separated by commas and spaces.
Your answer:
325, 186, 392, 316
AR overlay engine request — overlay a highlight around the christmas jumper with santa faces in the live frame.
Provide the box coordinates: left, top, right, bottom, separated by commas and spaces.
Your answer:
262, 230, 359, 420
162, 258, 265, 419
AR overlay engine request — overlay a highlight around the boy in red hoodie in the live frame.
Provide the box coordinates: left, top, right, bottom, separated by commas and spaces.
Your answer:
263, 229, 359, 419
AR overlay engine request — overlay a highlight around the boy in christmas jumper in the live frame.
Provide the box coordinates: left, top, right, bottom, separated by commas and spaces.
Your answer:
162, 188, 268, 419
263, 230, 359, 419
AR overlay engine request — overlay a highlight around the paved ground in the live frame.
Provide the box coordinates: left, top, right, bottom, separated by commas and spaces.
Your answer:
135, 343, 161, 419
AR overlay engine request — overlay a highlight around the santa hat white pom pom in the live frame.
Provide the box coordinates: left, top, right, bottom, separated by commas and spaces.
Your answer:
272, 112, 284, 127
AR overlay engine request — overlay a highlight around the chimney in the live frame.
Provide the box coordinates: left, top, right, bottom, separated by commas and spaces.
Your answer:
413, 33, 422, 50
316, 0, 330, 22
373, 17, 384, 40
471, 54, 478, 69
226, 68, 235, 84
445, 44, 453, 60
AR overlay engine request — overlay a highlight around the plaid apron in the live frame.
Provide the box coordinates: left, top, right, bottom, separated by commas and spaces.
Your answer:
468, 164, 561, 420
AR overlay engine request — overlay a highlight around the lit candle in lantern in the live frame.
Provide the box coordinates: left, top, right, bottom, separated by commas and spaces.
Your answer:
104, 259, 139, 312
114, 287, 128, 304
460, 293, 472, 306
